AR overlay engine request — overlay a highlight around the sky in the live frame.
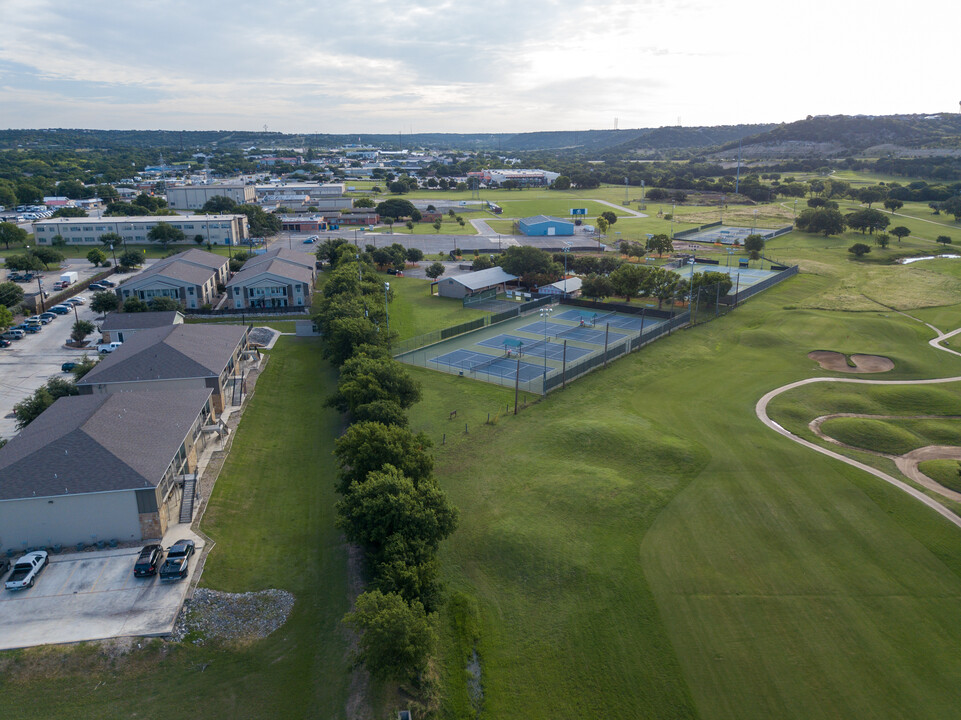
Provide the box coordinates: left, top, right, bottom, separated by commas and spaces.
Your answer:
0, 0, 957, 134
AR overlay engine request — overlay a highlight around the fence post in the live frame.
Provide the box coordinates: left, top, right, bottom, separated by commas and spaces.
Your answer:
603, 324, 610, 367
562, 340, 567, 390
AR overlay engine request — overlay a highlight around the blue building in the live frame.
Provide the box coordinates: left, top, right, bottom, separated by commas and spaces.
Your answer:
518, 215, 575, 237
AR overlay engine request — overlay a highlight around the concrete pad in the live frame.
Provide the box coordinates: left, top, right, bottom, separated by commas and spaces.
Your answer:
0, 529, 203, 650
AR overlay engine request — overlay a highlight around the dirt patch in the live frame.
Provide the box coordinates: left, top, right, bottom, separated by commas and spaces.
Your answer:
808, 350, 894, 373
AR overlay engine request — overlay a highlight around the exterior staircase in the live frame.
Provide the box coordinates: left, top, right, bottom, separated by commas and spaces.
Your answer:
179, 474, 197, 524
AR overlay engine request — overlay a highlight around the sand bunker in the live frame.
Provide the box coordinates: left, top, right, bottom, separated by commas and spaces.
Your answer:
808, 350, 894, 373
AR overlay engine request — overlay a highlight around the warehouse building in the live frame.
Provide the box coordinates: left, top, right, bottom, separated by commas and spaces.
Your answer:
165, 184, 256, 210
518, 215, 575, 237
0, 389, 214, 549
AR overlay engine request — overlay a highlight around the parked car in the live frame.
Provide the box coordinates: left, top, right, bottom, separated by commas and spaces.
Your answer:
65, 297, 85, 305
302, 237, 316, 244
27, 315, 52, 325
159, 539, 195, 581
0, 338, 11, 348
1, 329, 24, 340
134, 544, 165, 577
98, 279, 116, 287
48, 305, 72, 315
88, 283, 107, 291
13, 323, 41, 334
61, 361, 80, 372
5, 551, 49, 590
39, 312, 58, 322
97, 341, 123, 354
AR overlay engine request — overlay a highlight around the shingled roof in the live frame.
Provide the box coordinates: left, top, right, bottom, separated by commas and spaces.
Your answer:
0, 389, 212, 500
78, 324, 248, 386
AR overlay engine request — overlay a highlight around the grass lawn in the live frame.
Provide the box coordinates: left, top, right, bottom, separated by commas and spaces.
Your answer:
372, 221, 478, 236
0, 243, 241, 262
185, 317, 299, 333
918, 459, 961, 493
0, 338, 356, 719
403, 258, 961, 718
386, 275, 488, 341
820, 416, 961, 455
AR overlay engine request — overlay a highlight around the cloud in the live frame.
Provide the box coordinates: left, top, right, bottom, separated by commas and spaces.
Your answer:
0, 0, 956, 132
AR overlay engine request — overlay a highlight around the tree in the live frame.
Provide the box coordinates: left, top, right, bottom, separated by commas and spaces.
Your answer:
376, 198, 417, 221
856, 187, 885, 207
425, 262, 445, 280
51, 206, 87, 218
848, 243, 872, 258
86, 248, 107, 267
13, 377, 79, 429
30, 247, 64, 269
877, 233, 890, 249
388, 181, 408, 194
123, 297, 149, 312
891, 226, 911, 243
844, 208, 889, 235
432, 221, 442, 233
937, 235, 953, 246
235, 204, 282, 236
883, 198, 903, 214
149, 297, 182, 311
551, 175, 571, 190
334, 421, 433, 493
499, 246, 559, 279
0, 281, 25, 308
581, 274, 613, 300
118, 250, 143, 269
71, 319, 95, 343
51, 235, 67, 248
70, 354, 98, 380
595, 217, 610, 237
343, 590, 435, 683
645, 234, 674, 257
405, 220, 414, 233
3, 254, 44, 272
90, 291, 120, 315
194, 234, 205, 245
610, 264, 647, 302
648, 267, 681, 309
0, 304, 13, 331
354, 197, 375, 208
796, 208, 845, 237
147, 221, 185, 250
405, 248, 423, 263
690, 271, 733, 306
742, 234, 765, 254
325, 315, 387, 366
600, 210, 617, 226
337, 465, 457, 560
940, 196, 961, 222
201, 195, 238, 213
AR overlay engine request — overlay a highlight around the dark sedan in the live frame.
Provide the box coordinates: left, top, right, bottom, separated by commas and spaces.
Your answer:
159, 539, 196, 581
134, 544, 165, 577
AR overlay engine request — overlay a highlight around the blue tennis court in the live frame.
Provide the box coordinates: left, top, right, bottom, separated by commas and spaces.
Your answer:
675, 263, 775, 288
517, 321, 626, 345
430, 348, 546, 381
477, 334, 593, 361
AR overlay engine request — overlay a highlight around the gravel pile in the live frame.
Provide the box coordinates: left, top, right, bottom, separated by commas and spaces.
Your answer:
172, 588, 295, 645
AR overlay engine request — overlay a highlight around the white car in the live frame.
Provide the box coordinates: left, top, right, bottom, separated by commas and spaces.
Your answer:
97, 341, 123, 353
65, 297, 85, 305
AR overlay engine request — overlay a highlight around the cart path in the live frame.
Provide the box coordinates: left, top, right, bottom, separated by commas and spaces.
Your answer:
755, 322, 961, 530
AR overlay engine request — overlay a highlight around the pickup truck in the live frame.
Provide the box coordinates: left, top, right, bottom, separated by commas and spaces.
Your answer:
97, 341, 123, 354
159, 539, 195, 581
5, 551, 49, 590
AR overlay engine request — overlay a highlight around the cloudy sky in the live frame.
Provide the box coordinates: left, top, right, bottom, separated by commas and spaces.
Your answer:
0, 0, 956, 134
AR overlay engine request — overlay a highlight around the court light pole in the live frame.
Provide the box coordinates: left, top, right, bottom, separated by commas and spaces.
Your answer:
562, 241, 572, 295
383, 282, 390, 347
539, 306, 552, 375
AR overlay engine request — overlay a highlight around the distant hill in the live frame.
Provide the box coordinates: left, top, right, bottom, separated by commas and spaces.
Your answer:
717, 114, 961, 157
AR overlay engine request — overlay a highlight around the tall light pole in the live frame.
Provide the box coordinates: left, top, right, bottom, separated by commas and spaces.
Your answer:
109, 243, 118, 268
383, 282, 390, 347
670, 202, 675, 239
538, 306, 552, 374
562, 241, 572, 296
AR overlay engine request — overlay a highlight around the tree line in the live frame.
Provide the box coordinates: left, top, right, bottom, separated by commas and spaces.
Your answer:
314, 243, 458, 691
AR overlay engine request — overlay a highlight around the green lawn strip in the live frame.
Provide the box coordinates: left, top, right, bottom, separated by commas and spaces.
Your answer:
0, 243, 239, 261
371, 222, 477, 235
819, 417, 961, 456
918, 459, 961, 493
0, 338, 354, 720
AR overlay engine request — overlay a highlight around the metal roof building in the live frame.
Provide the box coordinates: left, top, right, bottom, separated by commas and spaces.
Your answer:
435, 266, 518, 299
518, 215, 575, 237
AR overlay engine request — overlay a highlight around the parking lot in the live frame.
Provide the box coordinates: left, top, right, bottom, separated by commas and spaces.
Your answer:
0, 260, 156, 440
0, 531, 203, 650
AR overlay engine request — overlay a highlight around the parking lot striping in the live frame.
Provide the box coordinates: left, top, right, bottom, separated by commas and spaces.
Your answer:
54, 558, 82, 595
88, 559, 110, 593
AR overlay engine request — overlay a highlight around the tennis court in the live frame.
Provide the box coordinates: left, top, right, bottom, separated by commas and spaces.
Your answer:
682, 225, 790, 245
674, 263, 776, 289
517, 321, 627, 345
478, 334, 594, 361
430, 348, 547, 381
554, 309, 665, 333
